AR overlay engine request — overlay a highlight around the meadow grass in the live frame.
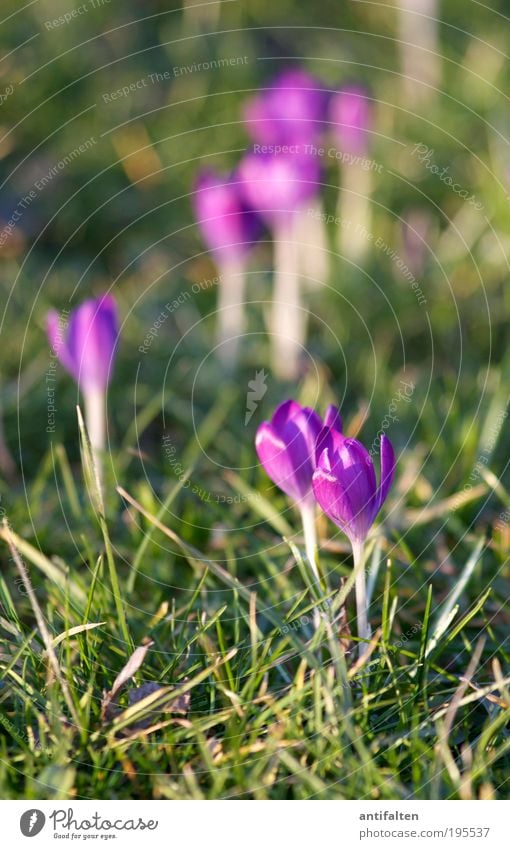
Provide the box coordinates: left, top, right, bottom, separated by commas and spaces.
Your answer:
0, 0, 510, 804
0, 366, 509, 801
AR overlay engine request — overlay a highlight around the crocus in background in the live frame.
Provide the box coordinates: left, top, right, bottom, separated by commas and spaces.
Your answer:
244, 68, 328, 147
193, 170, 261, 370
255, 399, 341, 588
244, 69, 330, 291
47, 293, 118, 485
329, 84, 373, 261
238, 151, 321, 380
313, 423, 395, 656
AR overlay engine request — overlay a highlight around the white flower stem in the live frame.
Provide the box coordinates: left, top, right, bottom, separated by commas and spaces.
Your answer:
84, 386, 106, 491
217, 255, 246, 371
271, 218, 305, 381
352, 539, 371, 657
300, 504, 323, 629
300, 503, 320, 587
337, 163, 372, 261
294, 200, 330, 290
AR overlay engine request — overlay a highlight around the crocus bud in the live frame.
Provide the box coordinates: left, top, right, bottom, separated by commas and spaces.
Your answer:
47, 293, 118, 392
256, 400, 341, 507
244, 68, 328, 146
313, 427, 395, 544
238, 150, 321, 228
193, 169, 261, 264
329, 84, 371, 157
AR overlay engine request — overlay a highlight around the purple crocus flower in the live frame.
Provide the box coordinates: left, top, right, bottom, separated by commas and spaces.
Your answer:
256, 400, 342, 588
47, 293, 118, 392
329, 84, 371, 157
193, 169, 261, 264
256, 400, 341, 507
313, 427, 395, 545
313, 419, 395, 653
193, 169, 262, 370
238, 150, 321, 228
244, 68, 328, 147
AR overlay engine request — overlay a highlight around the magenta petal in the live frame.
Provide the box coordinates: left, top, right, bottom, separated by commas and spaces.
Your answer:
238, 151, 321, 226
193, 170, 261, 263
323, 404, 342, 432
330, 84, 371, 157
333, 439, 377, 539
255, 399, 323, 505
244, 69, 328, 147
67, 295, 118, 390
315, 424, 344, 465
256, 421, 311, 504
312, 465, 356, 540
374, 433, 396, 515
48, 294, 118, 391
47, 309, 75, 376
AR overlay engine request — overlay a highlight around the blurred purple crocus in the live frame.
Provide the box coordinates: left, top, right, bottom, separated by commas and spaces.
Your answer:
244, 68, 328, 147
313, 422, 395, 653
47, 293, 118, 483
238, 151, 320, 229
256, 400, 341, 586
238, 151, 321, 380
47, 293, 118, 392
193, 169, 261, 264
329, 84, 371, 157
193, 169, 261, 370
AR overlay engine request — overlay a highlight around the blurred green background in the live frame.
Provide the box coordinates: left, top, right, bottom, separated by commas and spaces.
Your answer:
1, 0, 510, 546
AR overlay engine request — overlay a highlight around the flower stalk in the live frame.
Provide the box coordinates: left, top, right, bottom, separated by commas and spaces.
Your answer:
352, 539, 371, 656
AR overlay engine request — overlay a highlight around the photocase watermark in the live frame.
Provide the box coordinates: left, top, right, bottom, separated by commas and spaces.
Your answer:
0, 83, 14, 106
43, 0, 111, 30
252, 142, 383, 173
161, 433, 260, 505
138, 276, 220, 354
245, 369, 268, 425
410, 143, 484, 211
46, 309, 70, 433
372, 234, 427, 307
102, 57, 249, 102
369, 379, 415, 456
19, 809, 46, 837
173, 55, 249, 78
0, 138, 97, 248
307, 208, 427, 306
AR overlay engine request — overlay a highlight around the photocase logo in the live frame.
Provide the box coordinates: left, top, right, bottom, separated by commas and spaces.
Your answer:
20, 809, 46, 837
245, 369, 268, 425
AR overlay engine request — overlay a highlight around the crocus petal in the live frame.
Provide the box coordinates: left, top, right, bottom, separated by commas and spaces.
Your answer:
47, 294, 118, 392
256, 421, 311, 505
193, 170, 261, 263
374, 433, 396, 515
47, 309, 75, 377
315, 423, 344, 465
255, 399, 323, 505
323, 404, 343, 431
273, 400, 323, 463
238, 151, 321, 227
66, 295, 118, 391
333, 438, 377, 539
330, 84, 371, 157
244, 69, 328, 147
312, 462, 356, 540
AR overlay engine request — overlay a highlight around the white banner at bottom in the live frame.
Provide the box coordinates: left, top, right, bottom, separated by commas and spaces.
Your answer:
1, 799, 508, 848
